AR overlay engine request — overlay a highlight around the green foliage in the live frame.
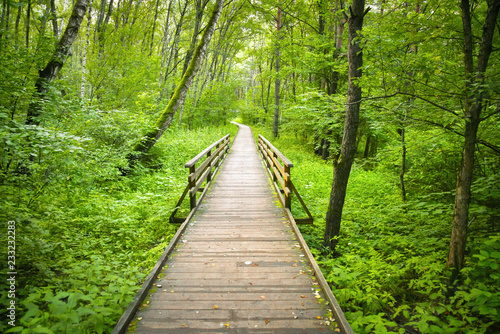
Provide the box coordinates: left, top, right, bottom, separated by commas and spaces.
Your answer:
186, 81, 240, 128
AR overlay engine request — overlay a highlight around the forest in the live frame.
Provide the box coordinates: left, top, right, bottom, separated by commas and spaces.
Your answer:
0, 0, 499, 332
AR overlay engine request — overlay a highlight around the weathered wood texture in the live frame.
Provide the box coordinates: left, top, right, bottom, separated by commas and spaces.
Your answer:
132, 124, 342, 333
258, 134, 314, 224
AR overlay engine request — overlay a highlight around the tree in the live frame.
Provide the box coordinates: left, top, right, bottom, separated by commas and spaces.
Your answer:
447, 0, 500, 275
26, 0, 90, 126
273, 6, 281, 137
127, 0, 225, 166
323, 0, 368, 251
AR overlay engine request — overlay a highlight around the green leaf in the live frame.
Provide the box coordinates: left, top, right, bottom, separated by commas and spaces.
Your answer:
31, 327, 54, 334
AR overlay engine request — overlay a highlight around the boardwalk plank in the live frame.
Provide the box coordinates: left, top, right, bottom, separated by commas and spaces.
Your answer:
131, 124, 337, 333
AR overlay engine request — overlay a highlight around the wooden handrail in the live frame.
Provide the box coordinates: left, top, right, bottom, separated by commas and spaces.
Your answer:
169, 134, 231, 223
185, 134, 230, 168
257, 135, 313, 224
258, 135, 293, 167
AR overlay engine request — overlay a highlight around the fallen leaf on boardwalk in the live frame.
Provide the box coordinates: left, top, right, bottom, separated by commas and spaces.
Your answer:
316, 316, 322, 320
292, 264, 298, 267
224, 323, 230, 327
315, 295, 321, 299
265, 318, 270, 324
335, 329, 341, 332
294, 316, 299, 319
260, 296, 266, 300
249, 282, 253, 285
156, 284, 162, 288
170, 290, 175, 293
213, 305, 219, 309
138, 317, 143, 321
300, 295, 307, 298
251, 263, 259, 267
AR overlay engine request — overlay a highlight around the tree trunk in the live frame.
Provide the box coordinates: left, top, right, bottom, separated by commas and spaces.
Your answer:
50, 0, 59, 38
159, 0, 174, 87
14, 6, 21, 49
273, 7, 281, 138
26, 0, 90, 125
26, 0, 31, 48
0, 0, 7, 49
81, 4, 92, 99
400, 116, 407, 202
363, 134, 370, 158
95, 0, 106, 42
182, 0, 207, 75
59, 0, 68, 32
127, 0, 225, 166
323, 0, 367, 252
149, 0, 161, 57
447, 0, 500, 275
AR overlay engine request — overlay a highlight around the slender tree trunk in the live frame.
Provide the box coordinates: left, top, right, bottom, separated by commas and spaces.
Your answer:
149, 0, 161, 57
130, 0, 142, 27
447, 0, 500, 275
159, 0, 174, 86
400, 112, 407, 202
114, 0, 121, 30
127, 0, 225, 166
103, 0, 114, 33
14, 6, 21, 49
166, 0, 189, 96
363, 134, 371, 158
182, 0, 207, 75
26, 0, 31, 48
50, 0, 59, 38
95, 0, 106, 42
81, 4, 92, 99
26, 0, 90, 125
0, 0, 6, 49
273, 7, 281, 138
59, 0, 68, 33
124, 0, 132, 25
323, 0, 367, 251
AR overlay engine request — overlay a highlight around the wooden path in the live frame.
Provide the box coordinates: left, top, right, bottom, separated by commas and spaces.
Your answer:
131, 124, 341, 333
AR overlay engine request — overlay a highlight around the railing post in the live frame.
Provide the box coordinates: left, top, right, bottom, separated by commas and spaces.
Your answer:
206, 149, 212, 182
189, 165, 196, 210
284, 165, 291, 209
272, 150, 278, 183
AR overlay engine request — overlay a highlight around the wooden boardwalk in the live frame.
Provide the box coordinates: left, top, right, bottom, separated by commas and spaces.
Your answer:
131, 124, 339, 333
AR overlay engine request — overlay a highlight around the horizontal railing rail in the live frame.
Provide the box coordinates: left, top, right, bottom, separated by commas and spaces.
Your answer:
257, 135, 313, 224
169, 134, 231, 224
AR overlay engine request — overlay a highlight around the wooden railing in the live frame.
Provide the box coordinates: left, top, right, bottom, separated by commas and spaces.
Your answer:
169, 134, 231, 223
257, 135, 313, 224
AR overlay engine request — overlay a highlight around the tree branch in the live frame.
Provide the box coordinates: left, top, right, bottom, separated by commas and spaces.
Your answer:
349, 91, 460, 117
389, 108, 500, 154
